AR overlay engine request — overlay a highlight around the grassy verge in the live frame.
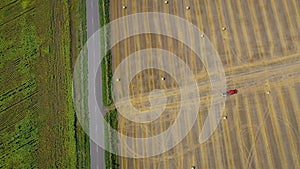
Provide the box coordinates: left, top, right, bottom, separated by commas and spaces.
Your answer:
72, 0, 90, 168
98, 0, 119, 168
0, 0, 89, 168
99, 0, 113, 106
104, 109, 119, 169
101, 50, 113, 106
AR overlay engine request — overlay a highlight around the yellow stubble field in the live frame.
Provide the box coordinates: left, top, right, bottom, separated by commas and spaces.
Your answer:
109, 0, 300, 168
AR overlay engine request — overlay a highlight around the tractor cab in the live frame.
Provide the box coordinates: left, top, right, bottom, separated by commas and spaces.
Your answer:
222, 89, 238, 96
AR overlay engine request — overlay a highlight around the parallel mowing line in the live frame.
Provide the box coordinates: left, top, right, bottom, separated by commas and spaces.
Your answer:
131, 11, 145, 102
155, 8, 170, 169
232, 96, 248, 169
183, 10, 199, 168
293, 0, 300, 18
197, 1, 210, 73
122, 4, 130, 96
206, 0, 228, 66
147, 37, 155, 97
291, 0, 300, 49
287, 85, 300, 167
183, 103, 195, 167
199, 23, 211, 169
133, 127, 138, 169
213, 0, 230, 66
203, 0, 222, 67
186, 1, 203, 97
123, 123, 128, 168
183, 5, 200, 169
212, 131, 225, 169
154, 3, 170, 169
111, 1, 120, 73
284, 85, 300, 133
263, 0, 286, 57
150, 10, 163, 92
172, 2, 184, 168
193, 5, 210, 166
217, 0, 236, 66
277, 86, 300, 167
257, 0, 276, 57
254, 92, 276, 169
173, 3, 187, 93
142, 125, 150, 169
276, 0, 298, 52
219, 98, 238, 169
200, 0, 226, 159
282, 0, 300, 49
222, 116, 236, 169
164, 0, 176, 93
240, 1, 263, 62
235, 0, 254, 62
131, 1, 150, 168
155, 2, 165, 94
123, 2, 133, 169
129, 3, 138, 98
119, 0, 132, 116
183, 13, 195, 169
184, 4, 198, 78
112, 50, 124, 96
195, 0, 209, 73
161, 115, 169, 169
243, 96, 261, 169
165, 2, 177, 90
201, 3, 228, 167
142, 2, 152, 169
135, 30, 145, 109
266, 89, 289, 169
289, 82, 300, 130
268, 0, 289, 56
131, 2, 145, 168
193, 0, 206, 74
118, 114, 126, 167
223, 1, 243, 65
245, 1, 265, 60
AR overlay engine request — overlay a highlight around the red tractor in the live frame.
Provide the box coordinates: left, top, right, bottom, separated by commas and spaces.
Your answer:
222, 89, 238, 96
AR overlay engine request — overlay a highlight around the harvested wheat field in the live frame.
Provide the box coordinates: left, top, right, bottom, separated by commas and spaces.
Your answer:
109, 0, 300, 168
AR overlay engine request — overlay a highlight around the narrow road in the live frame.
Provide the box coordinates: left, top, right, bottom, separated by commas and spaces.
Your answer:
86, 0, 105, 168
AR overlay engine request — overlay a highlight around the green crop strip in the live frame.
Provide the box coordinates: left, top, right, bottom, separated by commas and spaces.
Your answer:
0, 0, 90, 168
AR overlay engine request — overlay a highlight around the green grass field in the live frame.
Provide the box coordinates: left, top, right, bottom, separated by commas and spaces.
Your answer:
0, 0, 89, 168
